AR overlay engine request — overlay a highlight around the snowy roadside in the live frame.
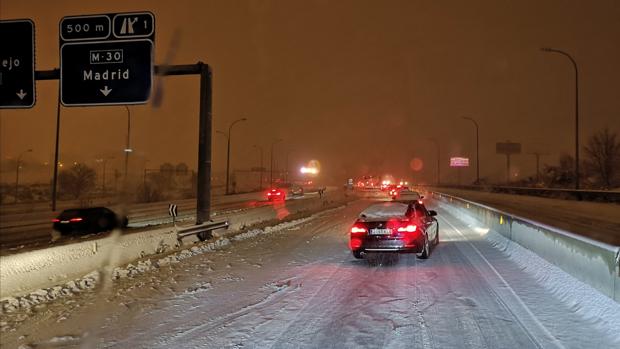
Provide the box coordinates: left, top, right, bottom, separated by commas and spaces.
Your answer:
436, 200, 620, 342
0, 199, 349, 324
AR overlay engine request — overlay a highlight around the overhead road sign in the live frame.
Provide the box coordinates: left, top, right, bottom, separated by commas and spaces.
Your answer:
0, 19, 35, 108
59, 12, 155, 106
496, 141, 521, 155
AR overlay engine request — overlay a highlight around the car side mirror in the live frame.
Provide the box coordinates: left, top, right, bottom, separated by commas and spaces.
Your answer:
420, 195, 425, 199
428, 210, 437, 216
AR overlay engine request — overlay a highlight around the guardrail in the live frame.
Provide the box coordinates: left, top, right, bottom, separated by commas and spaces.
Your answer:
176, 220, 229, 242
428, 185, 620, 203
433, 191, 620, 303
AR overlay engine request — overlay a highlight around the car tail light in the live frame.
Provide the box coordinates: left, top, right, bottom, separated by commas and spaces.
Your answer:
69, 217, 83, 222
52, 218, 60, 223
349, 238, 363, 250
276, 192, 281, 195
397, 224, 417, 232
350, 225, 367, 234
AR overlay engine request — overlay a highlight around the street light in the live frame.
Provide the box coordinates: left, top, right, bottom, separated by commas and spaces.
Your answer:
223, 117, 247, 195
428, 139, 440, 185
95, 157, 115, 195
15, 149, 33, 203
541, 47, 580, 190
462, 116, 480, 184
270, 138, 283, 186
253, 144, 264, 191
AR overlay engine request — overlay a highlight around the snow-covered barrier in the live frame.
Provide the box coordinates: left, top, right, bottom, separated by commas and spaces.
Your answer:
434, 192, 620, 303
0, 227, 178, 299
0, 191, 348, 300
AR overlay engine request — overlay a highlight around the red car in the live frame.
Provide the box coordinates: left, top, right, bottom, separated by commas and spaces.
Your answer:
349, 201, 438, 260
266, 188, 286, 201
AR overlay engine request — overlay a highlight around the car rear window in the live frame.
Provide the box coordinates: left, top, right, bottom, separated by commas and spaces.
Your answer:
398, 191, 421, 200
360, 202, 409, 219
58, 209, 83, 219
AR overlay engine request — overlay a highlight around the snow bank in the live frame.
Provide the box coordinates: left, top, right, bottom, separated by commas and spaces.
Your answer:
0, 199, 348, 314
0, 227, 179, 299
434, 192, 620, 303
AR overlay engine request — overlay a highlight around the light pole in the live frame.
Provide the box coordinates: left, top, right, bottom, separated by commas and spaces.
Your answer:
527, 152, 548, 184
428, 139, 440, 185
224, 117, 247, 195
270, 138, 283, 186
541, 47, 580, 190
253, 144, 264, 190
15, 149, 33, 203
95, 157, 114, 195
123, 106, 132, 182
462, 116, 480, 184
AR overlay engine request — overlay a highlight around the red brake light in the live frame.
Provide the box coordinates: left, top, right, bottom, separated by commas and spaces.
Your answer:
52, 218, 60, 223
397, 224, 417, 232
351, 226, 367, 234
69, 217, 83, 222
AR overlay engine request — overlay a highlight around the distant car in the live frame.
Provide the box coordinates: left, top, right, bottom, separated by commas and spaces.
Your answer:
392, 189, 423, 202
52, 207, 128, 235
349, 201, 438, 260
288, 184, 304, 197
266, 188, 286, 201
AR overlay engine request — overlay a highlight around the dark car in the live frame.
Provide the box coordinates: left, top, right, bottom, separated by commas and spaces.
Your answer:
52, 207, 128, 235
349, 201, 438, 260
288, 184, 304, 197
266, 188, 286, 201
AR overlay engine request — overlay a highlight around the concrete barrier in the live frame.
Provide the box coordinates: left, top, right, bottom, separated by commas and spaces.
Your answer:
0, 227, 178, 298
434, 192, 620, 303
0, 191, 347, 299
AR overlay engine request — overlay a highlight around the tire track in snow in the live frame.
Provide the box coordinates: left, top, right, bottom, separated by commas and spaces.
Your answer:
438, 214, 566, 349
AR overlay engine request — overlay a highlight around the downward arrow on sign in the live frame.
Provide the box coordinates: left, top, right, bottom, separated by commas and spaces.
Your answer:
100, 86, 112, 96
16, 89, 27, 100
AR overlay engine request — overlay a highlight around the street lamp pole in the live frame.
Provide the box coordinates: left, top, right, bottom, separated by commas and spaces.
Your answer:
15, 149, 33, 203
428, 139, 440, 185
224, 117, 247, 195
270, 139, 283, 186
541, 47, 580, 190
124, 106, 132, 181
462, 116, 480, 184
253, 145, 264, 190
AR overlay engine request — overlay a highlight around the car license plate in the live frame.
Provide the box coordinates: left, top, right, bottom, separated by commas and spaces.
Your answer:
369, 228, 392, 235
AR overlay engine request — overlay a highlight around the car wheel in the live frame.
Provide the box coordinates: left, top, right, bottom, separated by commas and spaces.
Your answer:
352, 250, 364, 259
433, 223, 439, 246
50, 230, 61, 242
416, 233, 430, 259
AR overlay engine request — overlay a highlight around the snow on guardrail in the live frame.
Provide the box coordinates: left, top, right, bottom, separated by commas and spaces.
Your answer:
433, 191, 620, 303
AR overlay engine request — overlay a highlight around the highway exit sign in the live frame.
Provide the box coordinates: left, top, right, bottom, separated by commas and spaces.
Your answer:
59, 12, 154, 106
0, 20, 35, 108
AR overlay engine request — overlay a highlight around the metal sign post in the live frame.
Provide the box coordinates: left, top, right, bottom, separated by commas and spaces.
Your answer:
0, 20, 35, 108
36, 63, 212, 222
450, 157, 470, 185
496, 141, 522, 184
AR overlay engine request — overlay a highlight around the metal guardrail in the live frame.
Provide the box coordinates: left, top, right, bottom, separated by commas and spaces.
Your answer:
428, 184, 620, 203
433, 191, 620, 303
176, 220, 229, 242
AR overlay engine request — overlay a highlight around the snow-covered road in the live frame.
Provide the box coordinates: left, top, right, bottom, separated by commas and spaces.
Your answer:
3, 199, 619, 348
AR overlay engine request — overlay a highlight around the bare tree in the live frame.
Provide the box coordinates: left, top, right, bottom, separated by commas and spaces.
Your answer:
583, 128, 620, 188
58, 163, 97, 199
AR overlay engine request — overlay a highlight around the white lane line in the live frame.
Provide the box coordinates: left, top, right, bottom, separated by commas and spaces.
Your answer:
440, 216, 566, 349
